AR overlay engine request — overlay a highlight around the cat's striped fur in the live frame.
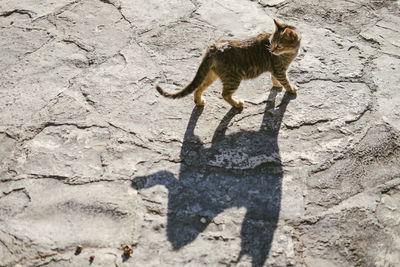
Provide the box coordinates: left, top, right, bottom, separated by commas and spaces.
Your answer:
156, 19, 301, 108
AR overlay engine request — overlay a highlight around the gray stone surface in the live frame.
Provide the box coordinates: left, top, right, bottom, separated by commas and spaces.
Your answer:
1, 0, 400, 266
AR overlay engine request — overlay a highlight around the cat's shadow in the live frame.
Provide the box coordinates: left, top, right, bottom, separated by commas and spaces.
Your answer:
132, 88, 295, 266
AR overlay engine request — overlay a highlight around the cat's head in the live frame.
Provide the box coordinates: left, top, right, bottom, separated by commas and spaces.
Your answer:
270, 19, 301, 55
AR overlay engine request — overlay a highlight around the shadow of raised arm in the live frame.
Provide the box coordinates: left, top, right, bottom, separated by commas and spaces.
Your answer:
132, 170, 177, 190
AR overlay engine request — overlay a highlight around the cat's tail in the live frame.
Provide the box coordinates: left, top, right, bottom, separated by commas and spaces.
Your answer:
156, 53, 213, 99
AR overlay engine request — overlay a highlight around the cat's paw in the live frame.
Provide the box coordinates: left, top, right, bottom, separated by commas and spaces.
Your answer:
234, 100, 244, 109
272, 81, 283, 88
287, 84, 298, 94
195, 97, 206, 106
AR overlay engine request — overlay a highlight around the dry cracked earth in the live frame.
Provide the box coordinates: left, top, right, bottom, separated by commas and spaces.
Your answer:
1, 0, 400, 266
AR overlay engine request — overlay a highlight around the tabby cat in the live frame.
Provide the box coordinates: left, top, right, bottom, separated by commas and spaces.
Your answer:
156, 19, 301, 108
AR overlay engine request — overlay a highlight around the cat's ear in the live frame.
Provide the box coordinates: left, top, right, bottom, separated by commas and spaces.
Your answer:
283, 28, 296, 40
273, 19, 286, 30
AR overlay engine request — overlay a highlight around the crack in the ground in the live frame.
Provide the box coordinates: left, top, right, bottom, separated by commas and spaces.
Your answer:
64, 177, 133, 185
118, 51, 128, 64
42, 121, 108, 130
62, 37, 94, 52
0, 131, 17, 141
32, 0, 82, 22
381, 51, 400, 59
0, 9, 36, 18
296, 77, 364, 85
105, 122, 174, 159
106, 122, 145, 142
185, 1, 220, 31
79, 89, 97, 109
10, 174, 132, 186
98, 0, 133, 26
0, 238, 12, 255
25, 173, 70, 181
344, 104, 371, 124
0, 187, 31, 202
285, 119, 330, 130
256, 0, 289, 9
21, 121, 109, 143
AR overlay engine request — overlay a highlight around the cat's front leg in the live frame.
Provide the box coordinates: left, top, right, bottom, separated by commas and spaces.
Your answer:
274, 73, 297, 94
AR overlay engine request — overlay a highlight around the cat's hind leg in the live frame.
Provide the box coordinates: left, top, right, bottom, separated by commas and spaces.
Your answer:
221, 78, 243, 109
194, 71, 218, 106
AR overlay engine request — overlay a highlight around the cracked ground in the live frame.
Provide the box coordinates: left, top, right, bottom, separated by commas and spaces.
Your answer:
1, 0, 400, 266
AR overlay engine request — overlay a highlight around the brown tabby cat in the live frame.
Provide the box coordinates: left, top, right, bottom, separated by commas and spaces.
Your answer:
156, 19, 301, 108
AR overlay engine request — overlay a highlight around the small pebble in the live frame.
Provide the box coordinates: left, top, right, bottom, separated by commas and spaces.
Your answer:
123, 245, 133, 258
200, 217, 207, 224
75, 245, 82, 255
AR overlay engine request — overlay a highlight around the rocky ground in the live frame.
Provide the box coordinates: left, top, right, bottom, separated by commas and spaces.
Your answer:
1, 0, 400, 266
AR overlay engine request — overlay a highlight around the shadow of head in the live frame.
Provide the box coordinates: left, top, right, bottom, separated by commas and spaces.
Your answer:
132, 90, 295, 266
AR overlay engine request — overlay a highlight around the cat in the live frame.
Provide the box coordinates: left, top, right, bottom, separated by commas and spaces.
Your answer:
156, 19, 301, 108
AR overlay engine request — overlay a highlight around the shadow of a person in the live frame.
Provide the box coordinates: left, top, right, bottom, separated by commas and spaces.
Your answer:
133, 88, 295, 266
